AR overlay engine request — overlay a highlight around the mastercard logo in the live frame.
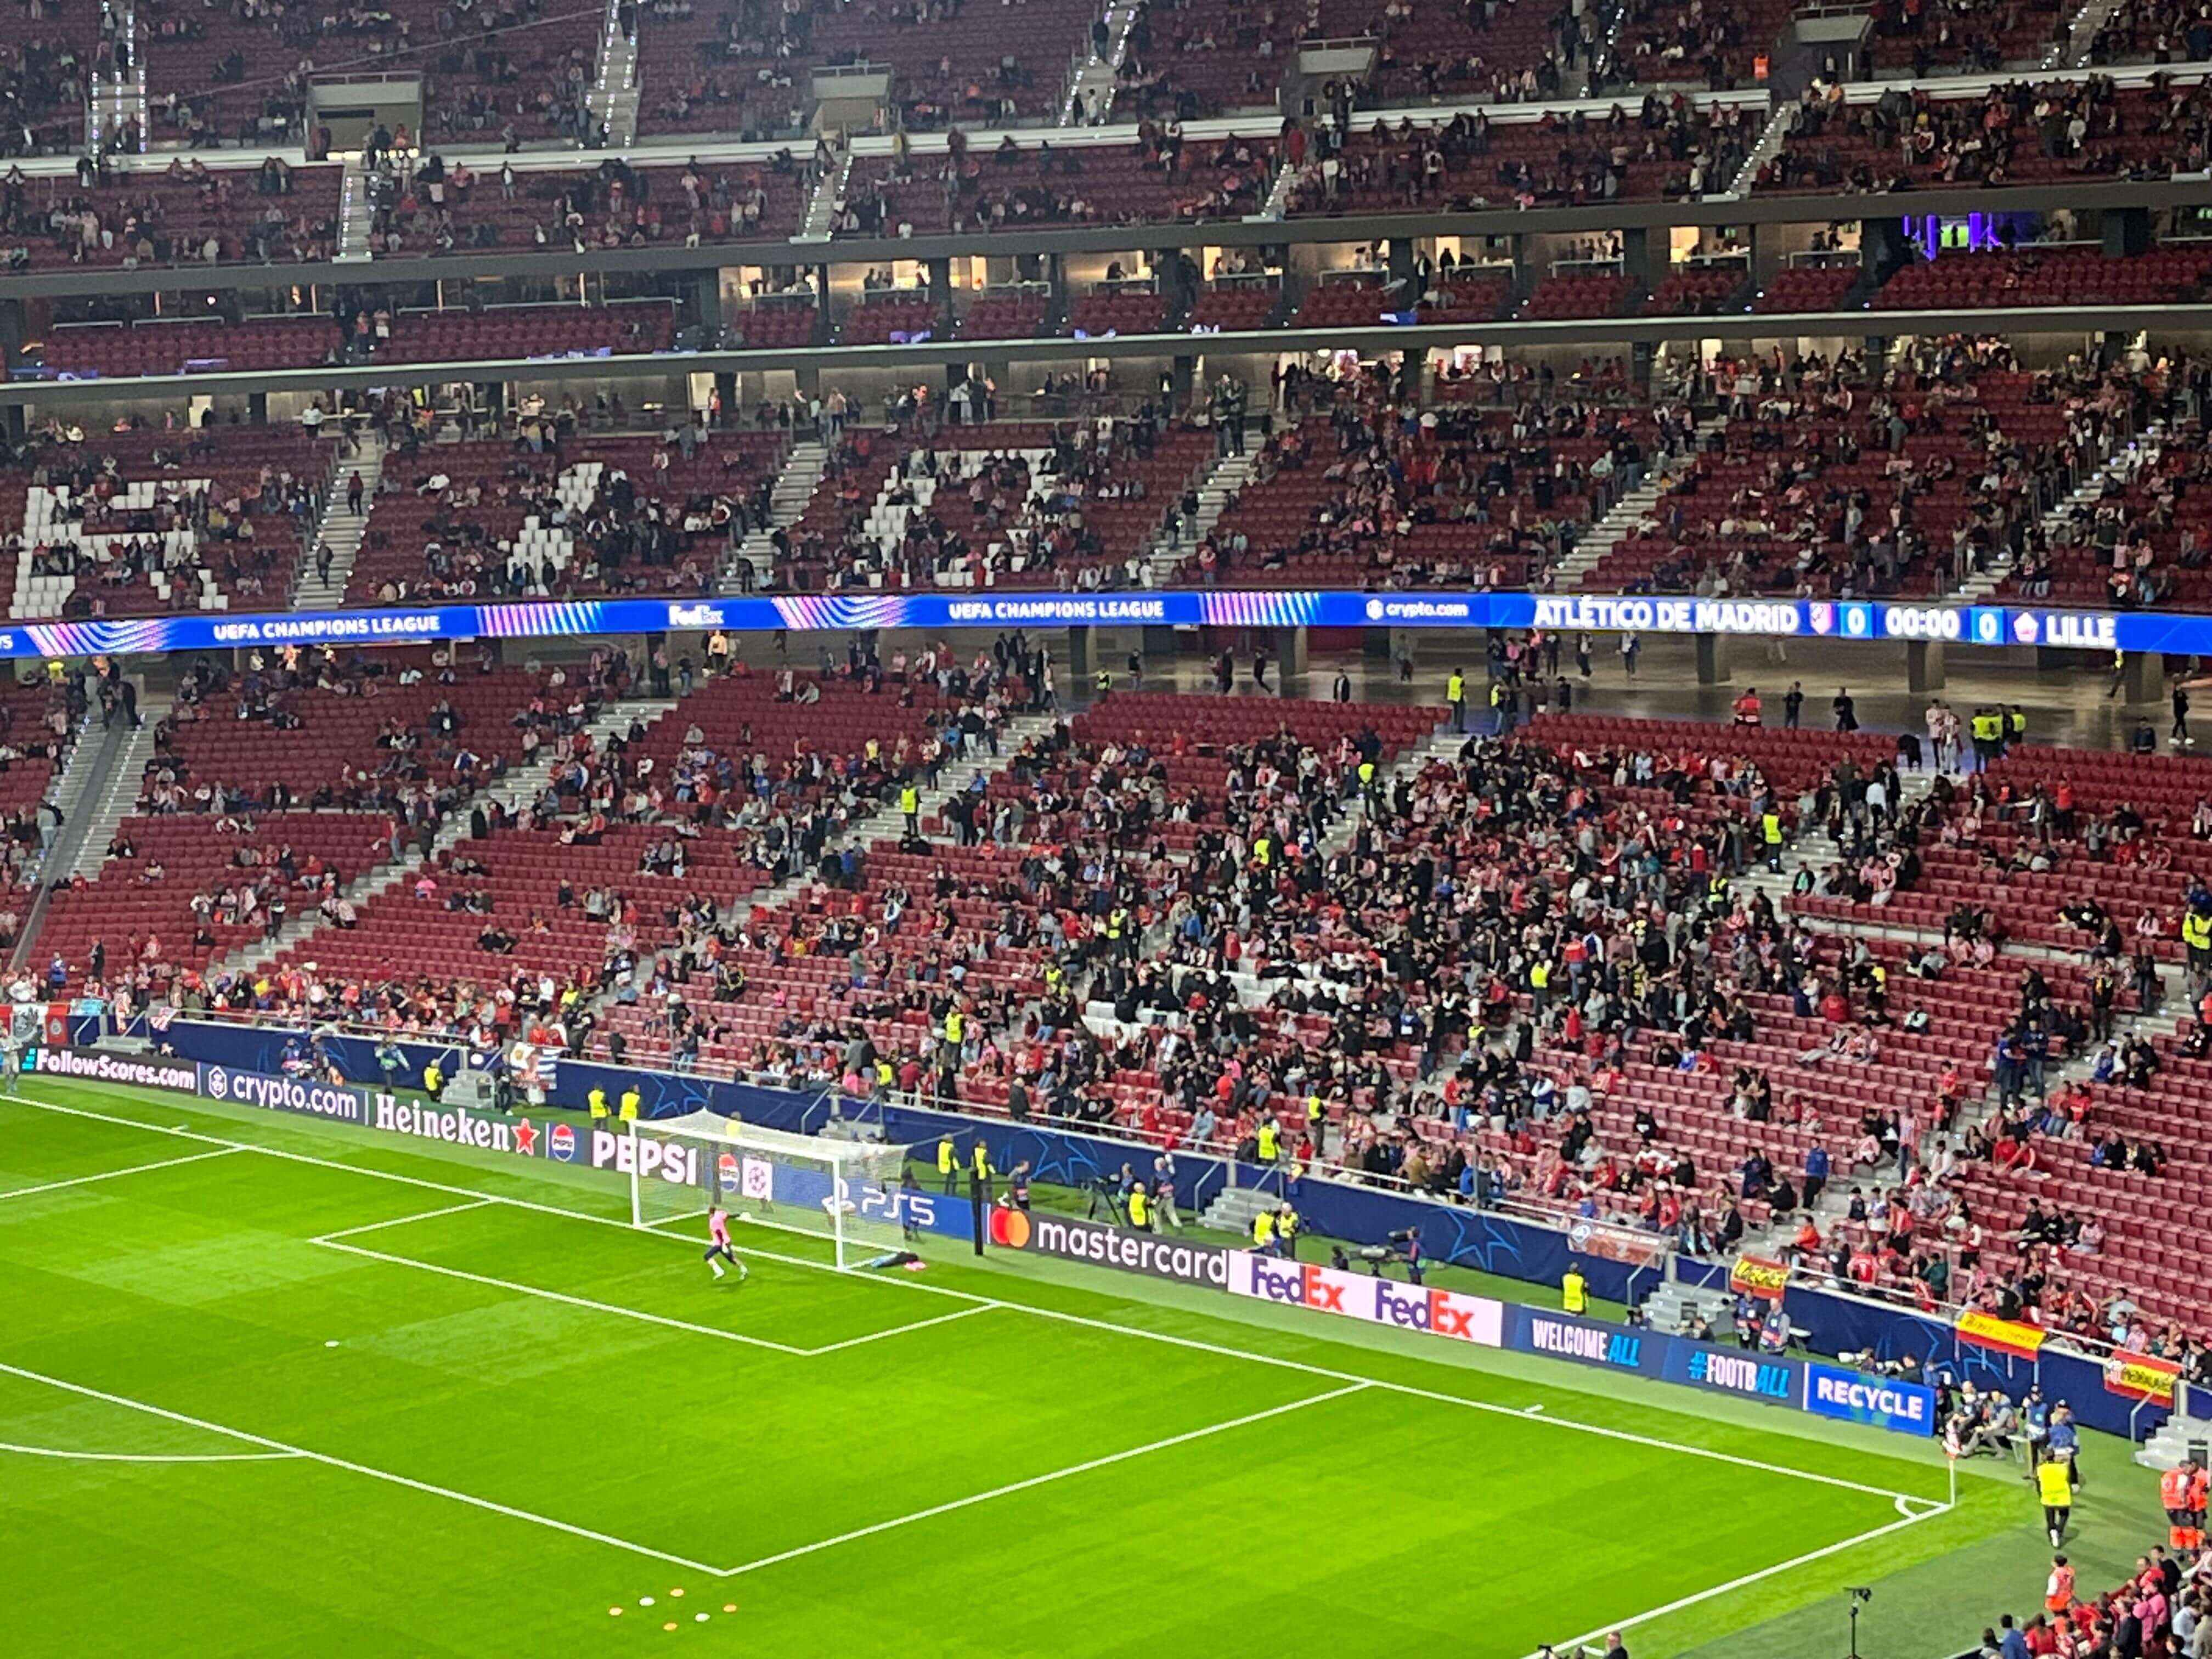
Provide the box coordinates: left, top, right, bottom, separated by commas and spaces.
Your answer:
987, 1208, 1030, 1248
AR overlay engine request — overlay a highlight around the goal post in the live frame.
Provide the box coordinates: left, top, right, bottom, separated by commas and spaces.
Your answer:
625, 1113, 916, 1268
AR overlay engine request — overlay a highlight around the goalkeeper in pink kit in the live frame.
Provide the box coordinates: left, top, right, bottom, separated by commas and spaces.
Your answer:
703, 1206, 748, 1281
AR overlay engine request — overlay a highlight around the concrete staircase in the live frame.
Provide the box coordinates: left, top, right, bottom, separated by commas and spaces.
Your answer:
1641, 1277, 1742, 1336
1061, 2, 1138, 125
336, 156, 376, 263
1318, 722, 1454, 860
4, 712, 116, 969
1724, 103, 1791, 197
2135, 1410, 2209, 1470
1548, 413, 1723, 590
1199, 1183, 1281, 1237
65, 710, 164, 885
207, 696, 676, 980
2052, 0, 2115, 66
32, 718, 112, 883
1257, 156, 1305, 221
1548, 476, 1666, 590
295, 433, 385, 611
1954, 439, 2134, 605
12, 707, 163, 972
797, 150, 852, 243
88, 2, 147, 155
731, 439, 827, 588
586, 0, 641, 146
1149, 450, 1250, 584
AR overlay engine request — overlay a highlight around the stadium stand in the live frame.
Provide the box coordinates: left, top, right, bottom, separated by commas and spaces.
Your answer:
1186, 384, 1659, 590
2007, 434, 2212, 611
362, 152, 811, 255
1751, 261, 1861, 314
37, 301, 677, 379
953, 287, 1054, 341
836, 128, 1274, 236
1283, 99, 1759, 215
1572, 342, 2085, 599
142, 2, 607, 149
837, 290, 940, 346
1113, 0, 1304, 118
0, 426, 326, 619
1308, 0, 1571, 105
0, 158, 338, 269
1874, 245, 2212, 311
1864, 0, 2067, 76
634, 0, 1092, 137
343, 428, 788, 605
770, 419, 1212, 590
1185, 276, 1280, 332
1764, 76, 2200, 195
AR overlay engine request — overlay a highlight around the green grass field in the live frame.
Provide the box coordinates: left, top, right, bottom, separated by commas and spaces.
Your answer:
0, 1079, 2163, 1658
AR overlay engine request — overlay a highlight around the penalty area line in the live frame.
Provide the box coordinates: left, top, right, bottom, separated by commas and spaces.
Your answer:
799, 1303, 1000, 1355
0, 1359, 722, 1576
309, 1237, 816, 1356
716, 1382, 1372, 1577
0, 1441, 303, 1464
308, 1197, 496, 1242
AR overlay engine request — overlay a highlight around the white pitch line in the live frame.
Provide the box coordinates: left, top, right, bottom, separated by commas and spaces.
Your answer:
312, 1238, 815, 1356
1521, 1503, 1948, 1659
0, 1360, 721, 1576
9, 1092, 1946, 1510
0, 1440, 302, 1464
0, 1146, 241, 1201
800, 1304, 997, 1355
309, 1198, 495, 1242
718, 1383, 1372, 1577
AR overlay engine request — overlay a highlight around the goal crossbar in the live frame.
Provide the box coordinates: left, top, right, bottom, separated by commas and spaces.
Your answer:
626, 1112, 915, 1268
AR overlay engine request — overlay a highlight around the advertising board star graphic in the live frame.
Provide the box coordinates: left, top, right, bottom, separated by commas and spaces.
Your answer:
512, 1118, 539, 1155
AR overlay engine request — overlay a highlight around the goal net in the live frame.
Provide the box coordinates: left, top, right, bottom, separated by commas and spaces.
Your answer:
625, 1112, 918, 1269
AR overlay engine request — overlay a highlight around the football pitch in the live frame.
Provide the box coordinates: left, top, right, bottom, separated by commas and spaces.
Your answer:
0, 1081, 2074, 1657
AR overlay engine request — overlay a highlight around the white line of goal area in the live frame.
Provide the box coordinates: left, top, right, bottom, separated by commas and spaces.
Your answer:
7, 1091, 1955, 1585
304, 1199, 998, 1358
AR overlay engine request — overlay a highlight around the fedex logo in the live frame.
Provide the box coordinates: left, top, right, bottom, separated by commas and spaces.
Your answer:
1374, 1281, 1502, 1345
1229, 1253, 1379, 1319
1247, 1259, 1340, 1309
1226, 1251, 1501, 1346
